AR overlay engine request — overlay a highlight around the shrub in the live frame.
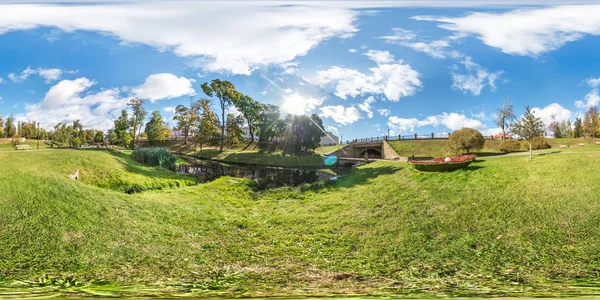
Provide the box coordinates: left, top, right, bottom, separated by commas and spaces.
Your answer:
448, 128, 485, 154
530, 136, 551, 150
131, 147, 177, 170
499, 140, 521, 153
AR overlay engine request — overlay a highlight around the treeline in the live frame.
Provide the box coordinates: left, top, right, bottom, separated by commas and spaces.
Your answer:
1, 78, 326, 154
548, 106, 600, 138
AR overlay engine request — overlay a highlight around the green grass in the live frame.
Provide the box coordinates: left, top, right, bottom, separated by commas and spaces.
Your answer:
4, 148, 600, 296
0, 139, 51, 151
315, 144, 346, 155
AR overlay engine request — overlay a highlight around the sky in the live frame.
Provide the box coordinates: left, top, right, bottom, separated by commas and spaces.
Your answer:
1, 1, 600, 141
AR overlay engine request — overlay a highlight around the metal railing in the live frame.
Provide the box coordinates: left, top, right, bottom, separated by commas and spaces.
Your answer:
341, 133, 451, 145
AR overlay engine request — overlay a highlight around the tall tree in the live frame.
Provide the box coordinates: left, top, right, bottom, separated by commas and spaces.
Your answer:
256, 104, 285, 152
512, 106, 546, 159
494, 96, 516, 140
234, 94, 263, 146
128, 97, 147, 149
0, 115, 4, 138
583, 106, 600, 138
201, 79, 241, 152
548, 114, 561, 138
194, 99, 220, 151
173, 104, 198, 144
281, 114, 325, 154
114, 110, 130, 146
145, 110, 169, 145
574, 117, 584, 138
3, 116, 16, 138
225, 113, 246, 147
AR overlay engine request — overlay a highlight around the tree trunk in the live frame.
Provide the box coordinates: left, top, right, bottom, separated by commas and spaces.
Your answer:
529, 143, 533, 159
220, 109, 225, 152
501, 126, 505, 140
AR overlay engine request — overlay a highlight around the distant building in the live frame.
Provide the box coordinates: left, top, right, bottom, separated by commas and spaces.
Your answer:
171, 128, 195, 139
490, 133, 512, 140
319, 132, 339, 146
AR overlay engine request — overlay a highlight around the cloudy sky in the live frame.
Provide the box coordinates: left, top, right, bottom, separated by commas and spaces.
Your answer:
1, 1, 600, 140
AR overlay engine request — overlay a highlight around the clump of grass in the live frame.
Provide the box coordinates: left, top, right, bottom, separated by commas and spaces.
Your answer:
131, 147, 177, 170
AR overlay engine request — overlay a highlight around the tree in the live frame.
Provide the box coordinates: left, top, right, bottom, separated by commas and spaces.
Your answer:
114, 110, 130, 145
564, 120, 572, 138
108, 130, 119, 145
173, 104, 198, 144
447, 127, 485, 154
234, 94, 263, 147
128, 97, 147, 149
548, 114, 561, 138
280, 114, 325, 154
3, 116, 16, 138
574, 118, 584, 138
256, 104, 285, 152
583, 106, 600, 138
225, 113, 246, 147
494, 97, 515, 140
195, 99, 220, 151
94, 131, 105, 143
512, 106, 546, 159
201, 79, 241, 152
145, 110, 169, 145
0, 115, 3, 137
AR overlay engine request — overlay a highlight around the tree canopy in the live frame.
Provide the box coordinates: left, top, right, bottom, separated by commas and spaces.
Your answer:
447, 127, 485, 154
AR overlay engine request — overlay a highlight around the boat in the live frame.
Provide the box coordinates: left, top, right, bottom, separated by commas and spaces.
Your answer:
409, 154, 476, 172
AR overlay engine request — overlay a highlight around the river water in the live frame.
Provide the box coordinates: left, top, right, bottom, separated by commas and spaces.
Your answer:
177, 158, 349, 189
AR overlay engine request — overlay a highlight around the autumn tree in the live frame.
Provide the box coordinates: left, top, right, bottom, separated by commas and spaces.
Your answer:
512, 106, 546, 159
128, 97, 147, 149
447, 127, 485, 154
583, 106, 600, 138
201, 79, 241, 152
494, 97, 516, 140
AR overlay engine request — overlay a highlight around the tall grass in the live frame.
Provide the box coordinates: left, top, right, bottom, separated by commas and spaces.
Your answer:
131, 147, 177, 170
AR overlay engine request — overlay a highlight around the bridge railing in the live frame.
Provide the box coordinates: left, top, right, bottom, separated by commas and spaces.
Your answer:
341, 133, 450, 145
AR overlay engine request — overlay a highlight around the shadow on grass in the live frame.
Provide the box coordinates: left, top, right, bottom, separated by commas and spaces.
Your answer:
204, 151, 324, 167
300, 165, 403, 193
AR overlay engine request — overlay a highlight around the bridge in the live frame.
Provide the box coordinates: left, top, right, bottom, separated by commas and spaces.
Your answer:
328, 140, 406, 167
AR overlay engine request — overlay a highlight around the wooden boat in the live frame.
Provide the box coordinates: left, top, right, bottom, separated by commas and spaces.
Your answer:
409, 154, 476, 172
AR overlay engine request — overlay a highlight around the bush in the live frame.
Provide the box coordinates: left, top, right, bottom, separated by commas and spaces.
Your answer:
530, 136, 551, 150
131, 147, 177, 170
499, 140, 521, 153
448, 128, 485, 154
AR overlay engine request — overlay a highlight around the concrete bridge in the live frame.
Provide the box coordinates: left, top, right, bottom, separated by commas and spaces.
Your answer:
327, 140, 406, 167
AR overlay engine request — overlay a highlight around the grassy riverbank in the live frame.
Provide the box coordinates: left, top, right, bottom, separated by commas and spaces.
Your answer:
3, 148, 600, 297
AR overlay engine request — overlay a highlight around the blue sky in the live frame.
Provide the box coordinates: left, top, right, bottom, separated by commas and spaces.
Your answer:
1, 1, 600, 140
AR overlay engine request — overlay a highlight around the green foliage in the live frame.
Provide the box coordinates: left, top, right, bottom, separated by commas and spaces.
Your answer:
583, 106, 600, 138
131, 147, 178, 170
257, 104, 285, 152
114, 109, 130, 144
512, 106, 546, 158
173, 103, 198, 144
128, 97, 147, 148
195, 99, 220, 150
201, 79, 241, 152
225, 113, 245, 147
122, 133, 132, 148
281, 114, 325, 154
233, 94, 263, 143
574, 117, 584, 138
145, 110, 169, 145
94, 131, 105, 143
530, 136, 551, 150
447, 127, 485, 154
499, 139, 521, 153
3, 115, 16, 138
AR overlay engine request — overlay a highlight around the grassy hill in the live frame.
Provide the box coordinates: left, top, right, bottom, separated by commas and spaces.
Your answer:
3, 148, 600, 296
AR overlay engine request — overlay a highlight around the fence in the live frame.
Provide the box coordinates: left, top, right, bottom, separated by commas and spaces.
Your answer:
341, 133, 451, 145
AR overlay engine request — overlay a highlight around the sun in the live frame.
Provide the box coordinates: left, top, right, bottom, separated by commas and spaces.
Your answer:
281, 94, 307, 115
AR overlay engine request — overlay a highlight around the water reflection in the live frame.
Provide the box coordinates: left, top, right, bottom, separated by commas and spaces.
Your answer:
178, 159, 347, 190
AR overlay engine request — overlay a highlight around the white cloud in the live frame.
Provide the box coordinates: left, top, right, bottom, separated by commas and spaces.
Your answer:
379, 28, 459, 59
327, 125, 339, 134
377, 108, 391, 117
531, 103, 572, 126
8, 67, 72, 83
348, 48, 356, 53
387, 112, 485, 133
357, 96, 375, 118
20, 77, 128, 130
320, 105, 361, 125
413, 5, 600, 56
306, 50, 421, 102
0, 77, 4, 84
451, 56, 503, 96
281, 93, 325, 115
363, 49, 394, 64
0, 2, 357, 75
131, 73, 195, 102
575, 89, 600, 109
587, 77, 600, 88
163, 106, 176, 113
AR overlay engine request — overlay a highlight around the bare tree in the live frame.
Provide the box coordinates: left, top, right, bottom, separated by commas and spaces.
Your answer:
494, 96, 516, 140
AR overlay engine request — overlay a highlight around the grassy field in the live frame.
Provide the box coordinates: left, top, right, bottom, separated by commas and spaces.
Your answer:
3, 147, 600, 297
0, 138, 51, 151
